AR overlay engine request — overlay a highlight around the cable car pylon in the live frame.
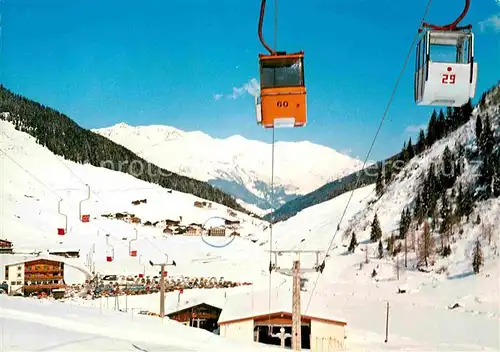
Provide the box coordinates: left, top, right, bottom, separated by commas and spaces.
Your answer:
79, 184, 91, 223
129, 228, 138, 257
57, 199, 67, 236
414, 0, 477, 107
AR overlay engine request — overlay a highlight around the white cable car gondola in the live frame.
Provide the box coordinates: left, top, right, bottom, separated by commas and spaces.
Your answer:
414, 0, 477, 107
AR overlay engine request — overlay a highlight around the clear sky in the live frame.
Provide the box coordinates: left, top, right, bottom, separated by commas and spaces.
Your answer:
2, 0, 499, 161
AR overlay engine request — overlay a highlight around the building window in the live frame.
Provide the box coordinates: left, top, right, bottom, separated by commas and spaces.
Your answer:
17, 265, 22, 271
17, 273, 21, 278
10, 281, 16, 285
16, 281, 22, 285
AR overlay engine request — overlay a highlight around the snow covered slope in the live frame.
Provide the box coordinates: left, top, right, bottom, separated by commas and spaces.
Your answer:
0, 295, 278, 351
93, 123, 363, 213
0, 119, 270, 282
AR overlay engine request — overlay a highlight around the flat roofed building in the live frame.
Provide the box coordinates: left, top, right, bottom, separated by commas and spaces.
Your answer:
217, 289, 347, 351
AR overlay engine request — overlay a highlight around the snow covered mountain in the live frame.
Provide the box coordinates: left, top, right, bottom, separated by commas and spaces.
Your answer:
93, 123, 364, 214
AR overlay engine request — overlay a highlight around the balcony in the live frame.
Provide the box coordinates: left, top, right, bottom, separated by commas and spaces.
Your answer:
25, 269, 62, 274
23, 284, 65, 291
25, 275, 63, 281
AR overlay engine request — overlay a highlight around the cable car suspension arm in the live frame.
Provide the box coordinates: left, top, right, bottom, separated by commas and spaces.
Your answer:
422, 0, 470, 30
258, 0, 276, 55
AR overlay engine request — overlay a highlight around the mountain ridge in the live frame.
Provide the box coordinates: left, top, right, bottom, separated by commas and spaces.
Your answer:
93, 122, 364, 212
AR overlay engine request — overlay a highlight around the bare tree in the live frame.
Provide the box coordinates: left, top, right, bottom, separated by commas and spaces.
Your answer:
418, 221, 435, 267
482, 223, 493, 246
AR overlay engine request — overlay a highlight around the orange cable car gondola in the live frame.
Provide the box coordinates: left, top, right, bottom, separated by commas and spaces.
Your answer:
256, 0, 306, 129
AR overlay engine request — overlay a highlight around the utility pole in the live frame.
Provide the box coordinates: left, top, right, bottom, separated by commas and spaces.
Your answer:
149, 255, 176, 319
384, 301, 390, 343
269, 249, 325, 351
292, 260, 301, 350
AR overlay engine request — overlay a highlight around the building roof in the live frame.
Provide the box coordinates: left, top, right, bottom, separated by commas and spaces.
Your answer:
217, 289, 347, 326
164, 294, 226, 316
0, 253, 92, 278
1, 253, 68, 267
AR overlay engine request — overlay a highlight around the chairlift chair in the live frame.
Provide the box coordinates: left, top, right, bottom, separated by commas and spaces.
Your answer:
106, 247, 114, 262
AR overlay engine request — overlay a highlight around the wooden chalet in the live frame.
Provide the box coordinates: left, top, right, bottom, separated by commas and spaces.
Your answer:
165, 219, 181, 226
0, 239, 13, 254
208, 227, 226, 237
4, 257, 66, 297
167, 302, 222, 332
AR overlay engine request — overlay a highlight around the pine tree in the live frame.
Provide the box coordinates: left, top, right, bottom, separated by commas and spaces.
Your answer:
436, 110, 446, 139
441, 146, 455, 189
370, 213, 383, 242
402, 140, 409, 163
493, 151, 500, 197
348, 232, 357, 253
479, 156, 494, 198
375, 168, 384, 197
414, 191, 425, 223
471, 238, 483, 274
407, 138, 415, 160
439, 192, 452, 234
423, 162, 441, 217
479, 114, 494, 156
384, 161, 393, 185
378, 239, 384, 259
475, 115, 483, 141
462, 186, 474, 221
461, 100, 474, 123
426, 110, 438, 146
387, 234, 395, 253
416, 129, 426, 154
455, 183, 464, 220
493, 170, 500, 198
445, 107, 455, 133
398, 208, 411, 239
405, 208, 412, 227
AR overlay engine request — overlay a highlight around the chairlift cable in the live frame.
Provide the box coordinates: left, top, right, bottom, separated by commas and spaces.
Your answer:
0, 146, 62, 201
303, 0, 435, 316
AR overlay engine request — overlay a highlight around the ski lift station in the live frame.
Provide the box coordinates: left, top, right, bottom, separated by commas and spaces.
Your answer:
217, 290, 347, 351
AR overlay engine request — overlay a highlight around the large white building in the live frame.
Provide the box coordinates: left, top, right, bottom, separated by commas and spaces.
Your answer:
217, 289, 347, 351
